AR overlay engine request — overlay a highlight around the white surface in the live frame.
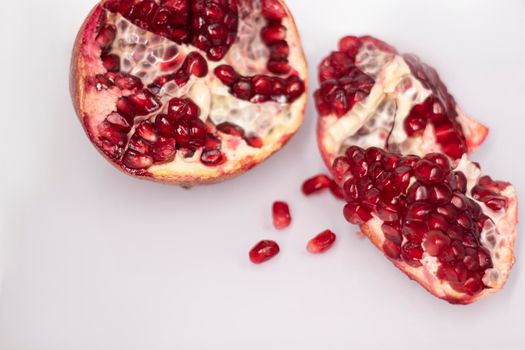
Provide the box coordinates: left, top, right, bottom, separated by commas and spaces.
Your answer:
1, 0, 524, 349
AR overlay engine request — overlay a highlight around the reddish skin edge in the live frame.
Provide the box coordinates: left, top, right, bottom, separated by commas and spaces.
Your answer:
70, 2, 309, 188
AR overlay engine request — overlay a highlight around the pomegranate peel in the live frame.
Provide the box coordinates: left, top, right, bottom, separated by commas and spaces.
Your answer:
71, 0, 308, 187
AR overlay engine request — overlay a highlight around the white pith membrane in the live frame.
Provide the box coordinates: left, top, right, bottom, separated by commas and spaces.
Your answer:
318, 44, 485, 166
363, 156, 517, 303
77, 0, 307, 182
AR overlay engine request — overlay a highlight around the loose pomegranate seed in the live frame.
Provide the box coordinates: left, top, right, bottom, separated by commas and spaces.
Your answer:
307, 230, 336, 254
302, 174, 332, 195
249, 240, 280, 264
272, 201, 291, 230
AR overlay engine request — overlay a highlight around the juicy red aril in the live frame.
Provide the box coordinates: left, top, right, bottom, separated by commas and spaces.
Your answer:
249, 240, 280, 264
272, 201, 291, 230
423, 230, 451, 256
383, 240, 401, 259
401, 242, 423, 267
151, 138, 177, 163
102, 54, 121, 72
261, 24, 286, 45
302, 175, 332, 195
307, 230, 336, 254
261, 0, 286, 20
214, 65, 239, 85
183, 52, 208, 77
122, 150, 153, 170
96, 25, 116, 50
344, 201, 372, 224
414, 159, 446, 184
382, 222, 402, 244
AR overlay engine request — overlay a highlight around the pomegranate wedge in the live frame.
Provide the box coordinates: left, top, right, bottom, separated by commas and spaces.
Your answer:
71, 0, 307, 186
316, 35, 488, 167
335, 147, 517, 304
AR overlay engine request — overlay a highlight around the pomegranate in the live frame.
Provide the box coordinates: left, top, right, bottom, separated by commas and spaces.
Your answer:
335, 147, 517, 304
71, 0, 307, 186
315, 36, 489, 168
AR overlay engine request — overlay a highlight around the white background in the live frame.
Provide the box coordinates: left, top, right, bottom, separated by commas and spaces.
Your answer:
1, 0, 524, 349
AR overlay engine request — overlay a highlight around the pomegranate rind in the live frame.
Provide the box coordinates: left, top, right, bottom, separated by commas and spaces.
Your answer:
358, 181, 517, 305
70, 1, 308, 187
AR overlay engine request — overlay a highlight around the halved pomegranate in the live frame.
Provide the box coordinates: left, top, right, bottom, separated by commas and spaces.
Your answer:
71, 0, 307, 186
335, 147, 517, 304
315, 35, 488, 167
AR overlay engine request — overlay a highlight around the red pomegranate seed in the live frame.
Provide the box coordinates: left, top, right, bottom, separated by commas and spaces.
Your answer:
135, 121, 158, 143
114, 73, 143, 90
302, 174, 332, 195
232, 79, 254, 100
261, 24, 286, 45
122, 150, 153, 170
155, 114, 175, 138
267, 59, 291, 75
183, 52, 208, 77
261, 0, 286, 20
96, 25, 116, 49
106, 112, 132, 133
127, 89, 161, 116
423, 230, 451, 256
151, 138, 177, 163
383, 239, 401, 259
269, 41, 290, 59
338, 35, 360, 56
98, 121, 126, 146
249, 240, 280, 264
414, 159, 446, 184
214, 65, 239, 85
307, 230, 337, 254
102, 53, 120, 72
343, 201, 372, 224
401, 242, 423, 267
272, 201, 291, 230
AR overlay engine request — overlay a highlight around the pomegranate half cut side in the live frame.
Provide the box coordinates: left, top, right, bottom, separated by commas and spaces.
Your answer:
71, 0, 308, 186
315, 35, 488, 168
335, 147, 517, 304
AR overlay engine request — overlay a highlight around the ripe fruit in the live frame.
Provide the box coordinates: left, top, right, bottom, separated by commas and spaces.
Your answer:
249, 240, 280, 264
315, 36, 489, 168
307, 230, 337, 254
272, 201, 291, 230
335, 146, 517, 304
71, 0, 307, 186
